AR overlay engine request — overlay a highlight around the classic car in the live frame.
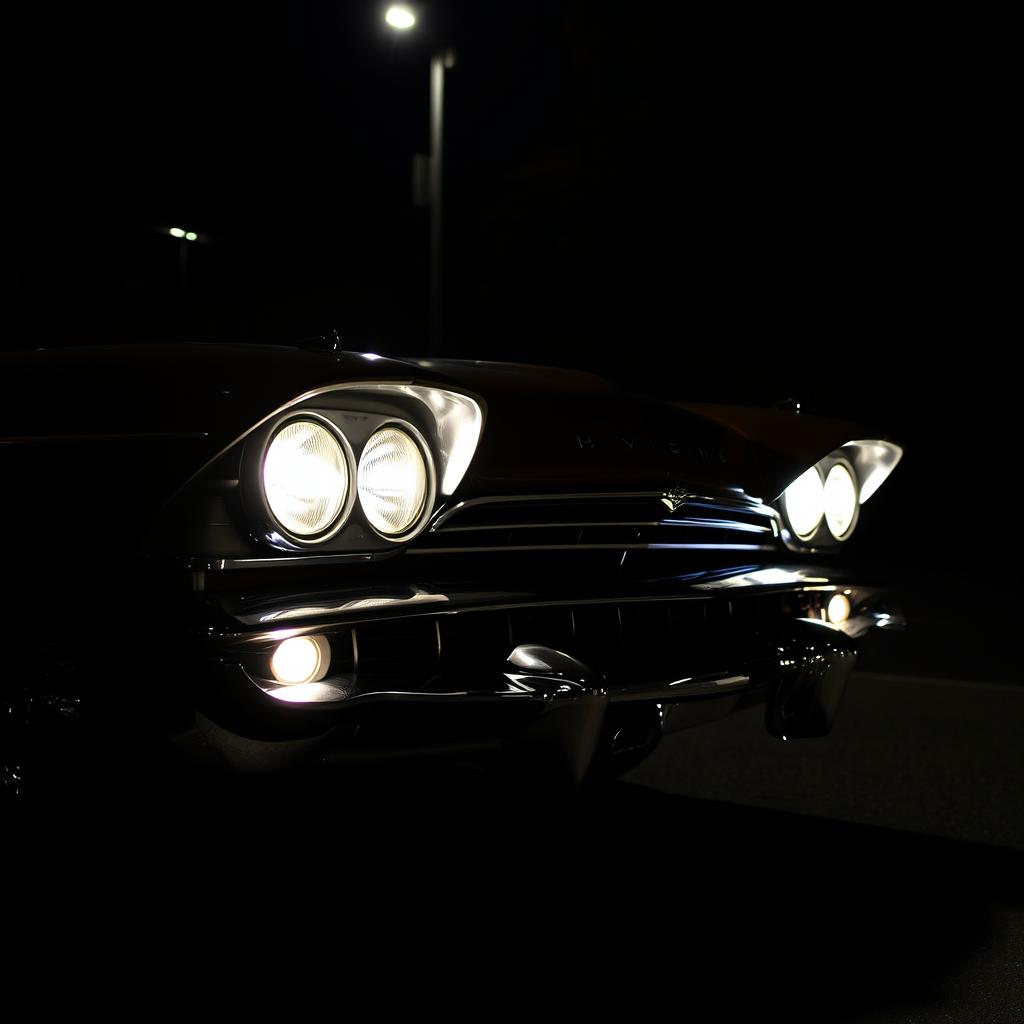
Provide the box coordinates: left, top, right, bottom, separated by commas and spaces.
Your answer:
0, 342, 903, 800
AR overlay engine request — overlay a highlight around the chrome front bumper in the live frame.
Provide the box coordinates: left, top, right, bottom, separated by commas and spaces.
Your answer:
182, 565, 902, 780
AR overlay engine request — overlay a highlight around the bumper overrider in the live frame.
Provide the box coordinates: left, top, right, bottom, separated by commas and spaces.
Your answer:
187, 567, 903, 783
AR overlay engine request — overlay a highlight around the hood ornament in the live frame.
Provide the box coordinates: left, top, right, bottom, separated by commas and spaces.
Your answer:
661, 486, 692, 512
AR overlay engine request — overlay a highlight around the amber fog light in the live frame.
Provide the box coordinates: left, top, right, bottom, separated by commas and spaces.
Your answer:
270, 635, 331, 685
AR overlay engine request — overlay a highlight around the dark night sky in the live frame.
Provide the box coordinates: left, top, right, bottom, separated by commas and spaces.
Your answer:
1, 2, 1018, 678
2, 3, 1010, 440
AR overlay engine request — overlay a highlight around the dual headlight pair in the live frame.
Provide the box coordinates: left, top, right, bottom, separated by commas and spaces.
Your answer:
782, 458, 860, 543
262, 418, 429, 542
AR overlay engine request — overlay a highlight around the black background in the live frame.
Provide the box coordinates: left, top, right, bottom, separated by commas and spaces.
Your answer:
4, 4, 1009, 396
1, 3, 1012, 624
3, 6, 1021, 1011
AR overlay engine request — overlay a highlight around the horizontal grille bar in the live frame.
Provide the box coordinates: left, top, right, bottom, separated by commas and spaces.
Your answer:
419, 492, 782, 555
334, 589, 812, 686
436, 517, 771, 535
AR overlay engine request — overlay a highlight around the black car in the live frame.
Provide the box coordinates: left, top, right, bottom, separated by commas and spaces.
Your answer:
0, 343, 902, 798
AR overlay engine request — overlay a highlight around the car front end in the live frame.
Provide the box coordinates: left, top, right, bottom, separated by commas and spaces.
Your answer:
0, 344, 903, 794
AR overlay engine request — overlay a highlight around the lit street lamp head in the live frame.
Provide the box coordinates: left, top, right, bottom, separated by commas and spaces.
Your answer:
385, 5, 416, 31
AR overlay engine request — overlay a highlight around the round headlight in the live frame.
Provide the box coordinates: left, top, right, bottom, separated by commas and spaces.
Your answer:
783, 466, 825, 541
358, 426, 429, 537
824, 461, 859, 540
263, 419, 350, 539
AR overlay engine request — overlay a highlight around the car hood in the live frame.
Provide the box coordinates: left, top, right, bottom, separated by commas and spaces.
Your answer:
0, 344, 862, 503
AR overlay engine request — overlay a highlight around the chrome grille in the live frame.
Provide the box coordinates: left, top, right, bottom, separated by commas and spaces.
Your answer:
308, 589, 810, 687
414, 492, 782, 555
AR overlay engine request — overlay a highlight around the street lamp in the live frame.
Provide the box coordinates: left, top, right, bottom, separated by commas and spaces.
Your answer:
167, 227, 201, 314
384, 5, 416, 30
384, 6, 454, 355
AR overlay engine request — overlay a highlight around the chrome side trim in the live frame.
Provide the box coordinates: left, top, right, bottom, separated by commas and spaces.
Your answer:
191, 551, 385, 571
608, 672, 751, 701
193, 539, 778, 570
409, 542, 777, 556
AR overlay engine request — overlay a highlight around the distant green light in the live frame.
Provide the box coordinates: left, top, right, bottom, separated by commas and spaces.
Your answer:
169, 227, 186, 238
185, 231, 198, 241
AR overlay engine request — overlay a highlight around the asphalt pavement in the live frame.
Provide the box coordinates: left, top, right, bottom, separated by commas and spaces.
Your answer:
7, 662, 1022, 1021
619, 670, 1024, 1021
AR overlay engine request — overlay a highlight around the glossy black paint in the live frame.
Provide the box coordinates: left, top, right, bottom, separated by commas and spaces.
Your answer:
0, 343, 900, 796
0, 343, 866, 514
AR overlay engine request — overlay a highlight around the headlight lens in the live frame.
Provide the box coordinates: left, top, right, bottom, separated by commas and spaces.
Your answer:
270, 635, 331, 685
358, 426, 429, 537
824, 461, 859, 540
827, 593, 851, 625
783, 466, 825, 540
263, 419, 350, 538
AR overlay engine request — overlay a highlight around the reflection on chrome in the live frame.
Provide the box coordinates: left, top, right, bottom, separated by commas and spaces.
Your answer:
503, 675, 578, 695
841, 439, 903, 504
406, 385, 484, 496
693, 567, 831, 589
256, 588, 448, 624
507, 645, 601, 687
508, 646, 560, 672
668, 673, 749, 691
348, 384, 482, 496
264, 681, 341, 703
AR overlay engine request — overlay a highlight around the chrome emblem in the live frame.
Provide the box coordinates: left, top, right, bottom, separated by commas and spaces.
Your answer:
661, 486, 691, 512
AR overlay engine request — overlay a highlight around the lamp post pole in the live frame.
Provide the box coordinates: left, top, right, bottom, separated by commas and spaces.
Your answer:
428, 49, 454, 356
168, 227, 198, 322
385, 6, 453, 355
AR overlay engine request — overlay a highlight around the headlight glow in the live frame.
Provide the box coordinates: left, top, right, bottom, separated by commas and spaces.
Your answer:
827, 593, 851, 625
263, 419, 350, 539
783, 466, 825, 540
824, 461, 859, 540
270, 635, 331, 686
358, 427, 429, 537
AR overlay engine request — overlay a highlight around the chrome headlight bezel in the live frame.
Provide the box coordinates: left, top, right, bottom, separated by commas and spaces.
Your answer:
778, 439, 901, 547
224, 382, 482, 558
259, 414, 356, 546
